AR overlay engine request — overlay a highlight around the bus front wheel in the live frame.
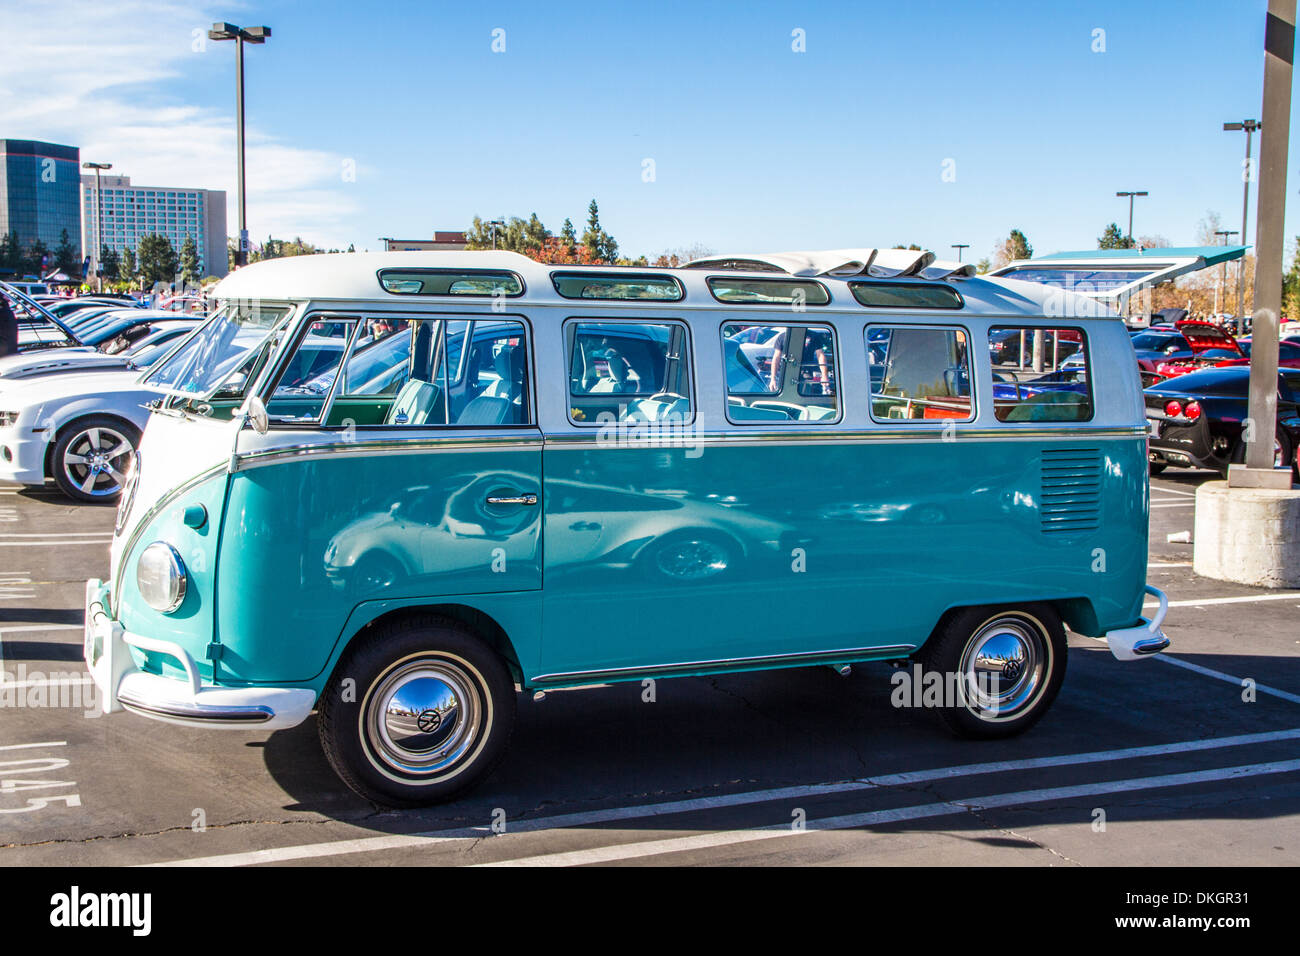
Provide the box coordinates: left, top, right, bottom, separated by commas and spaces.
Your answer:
318, 616, 516, 807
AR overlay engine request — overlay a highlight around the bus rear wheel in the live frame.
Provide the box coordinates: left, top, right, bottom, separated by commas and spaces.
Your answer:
318, 616, 516, 807
919, 603, 1067, 739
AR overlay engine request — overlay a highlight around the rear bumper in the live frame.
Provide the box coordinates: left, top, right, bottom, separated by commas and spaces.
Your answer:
1103, 585, 1171, 661
83, 579, 315, 730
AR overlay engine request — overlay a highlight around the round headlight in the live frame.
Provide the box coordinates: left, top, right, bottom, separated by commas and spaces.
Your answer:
137, 542, 187, 613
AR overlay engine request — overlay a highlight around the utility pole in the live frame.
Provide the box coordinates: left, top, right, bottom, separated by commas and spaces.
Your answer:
1214, 229, 1239, 319
82, 161, 112, 292
1224, 118, 1262, 320
208, 23, 271, 268
1230, 0, 1293, 486
1116, 191, 1148, 243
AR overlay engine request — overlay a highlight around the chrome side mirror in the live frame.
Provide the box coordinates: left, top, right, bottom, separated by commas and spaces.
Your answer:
243, 394, 269, 435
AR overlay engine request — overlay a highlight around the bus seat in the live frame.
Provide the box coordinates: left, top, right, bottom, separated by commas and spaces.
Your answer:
386, 379, 442, 425
456, 395, 513, 426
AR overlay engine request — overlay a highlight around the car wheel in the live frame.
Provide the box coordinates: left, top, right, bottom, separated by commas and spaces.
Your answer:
1147, 456, 1168, 476
50, 416, 139, 503
352, 552, 403, 592
645, 530, 738, 581
918, 603, 1067, 739
318, 615, 515, 807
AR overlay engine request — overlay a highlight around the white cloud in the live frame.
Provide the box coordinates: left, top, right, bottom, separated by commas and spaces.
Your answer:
0, 0, 359, 247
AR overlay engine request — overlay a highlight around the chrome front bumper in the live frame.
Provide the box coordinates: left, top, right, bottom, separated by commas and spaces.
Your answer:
83, 578, 316, 729
1103, 585, 1172, 661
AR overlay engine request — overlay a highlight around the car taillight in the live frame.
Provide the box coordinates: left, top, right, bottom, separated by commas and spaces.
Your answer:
1184, 401, 1202, 421
1164, 400, 1182, 417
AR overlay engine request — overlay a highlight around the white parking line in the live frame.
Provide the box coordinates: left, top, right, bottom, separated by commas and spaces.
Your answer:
1147, 562, 1192, 568
480, 758, 1300, 867
1144, 592, 1300, 609
0, 741, 67, 752
1157, 656, 1300, 706
145, 726, 1300, 867
0, 624, 84, 683
1151, 486, 1197, 497
1150, 502, 1195, 509
0, 541, 112, 548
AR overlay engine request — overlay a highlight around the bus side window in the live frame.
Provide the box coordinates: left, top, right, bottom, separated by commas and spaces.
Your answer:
868, 326, 972, 422
988, 326, 1092, 422
722, 323, 839, 423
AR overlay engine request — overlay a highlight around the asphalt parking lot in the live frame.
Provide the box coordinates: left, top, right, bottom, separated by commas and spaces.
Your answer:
1, 470, 1297, 868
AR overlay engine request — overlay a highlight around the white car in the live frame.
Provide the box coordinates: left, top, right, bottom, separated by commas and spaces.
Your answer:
0, 319, 199, 381
0, 306, 334, 502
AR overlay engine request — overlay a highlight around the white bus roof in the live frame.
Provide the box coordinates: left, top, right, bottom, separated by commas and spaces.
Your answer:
212, 250, 1113, 319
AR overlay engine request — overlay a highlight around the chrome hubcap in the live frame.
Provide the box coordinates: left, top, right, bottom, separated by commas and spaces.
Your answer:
62, 426, 132, 497
959, 616, 1048, 720
365, 658, 482, 776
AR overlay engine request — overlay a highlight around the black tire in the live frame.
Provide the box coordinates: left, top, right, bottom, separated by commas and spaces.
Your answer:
50, 416, 140, 503
1148, 460, 1168, 476
318, 615, 515, 807
918, 603, 1067, 739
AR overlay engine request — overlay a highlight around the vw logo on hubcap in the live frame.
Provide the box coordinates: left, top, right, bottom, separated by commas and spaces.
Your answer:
416, 708, 443, 733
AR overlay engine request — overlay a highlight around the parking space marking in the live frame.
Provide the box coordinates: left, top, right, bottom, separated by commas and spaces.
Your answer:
1144, 592, 1300, 609
1150, 486, 1197, 497
478, 758, 1300, 867
0, 625, 84, 682
1156, 656, 1300, 706
146, 726, 1300, 867
1147, 562, 1191, 568
1150, 502, 1195, 509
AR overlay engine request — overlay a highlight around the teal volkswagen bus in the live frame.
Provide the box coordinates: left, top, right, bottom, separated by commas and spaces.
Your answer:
85, 249, 1170, 806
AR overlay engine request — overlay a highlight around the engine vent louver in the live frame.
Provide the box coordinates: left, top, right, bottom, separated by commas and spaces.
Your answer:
1040, 448, 1102, 535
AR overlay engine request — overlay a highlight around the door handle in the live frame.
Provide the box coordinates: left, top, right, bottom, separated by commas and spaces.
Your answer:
486, 493, 538, 506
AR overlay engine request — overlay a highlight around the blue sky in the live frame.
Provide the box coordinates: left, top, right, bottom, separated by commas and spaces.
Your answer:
1, 0, 1292, 261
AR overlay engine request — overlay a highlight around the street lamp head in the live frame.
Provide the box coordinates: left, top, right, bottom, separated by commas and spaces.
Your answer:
208, 21, 240, 41
242, 26, 271, 43
81, 162, 112, 171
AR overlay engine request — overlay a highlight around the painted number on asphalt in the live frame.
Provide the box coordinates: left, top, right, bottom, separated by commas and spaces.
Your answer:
0, 742, 80, 813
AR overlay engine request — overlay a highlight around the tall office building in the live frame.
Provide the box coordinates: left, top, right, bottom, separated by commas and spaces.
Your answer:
82, 174, 229, 279
0, 139, 83, 270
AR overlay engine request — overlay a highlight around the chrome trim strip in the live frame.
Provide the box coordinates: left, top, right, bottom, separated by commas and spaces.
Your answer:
117, 693, 273, 723
532, 643, 918, 685
231, 434, 546, 471
230, 426, 1144, 471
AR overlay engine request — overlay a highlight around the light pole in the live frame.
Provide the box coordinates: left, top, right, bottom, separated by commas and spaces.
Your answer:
1214, 229, 1239, 318
1224, 119, 1262, 320
208, 22, 271, 269
951, 243, 969, 263
1115, 191, 1148, 243
488, 219, 505, 250
82, 162, 112, 292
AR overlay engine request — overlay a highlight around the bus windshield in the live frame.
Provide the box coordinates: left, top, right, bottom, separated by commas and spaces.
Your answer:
143, 301, 292, 400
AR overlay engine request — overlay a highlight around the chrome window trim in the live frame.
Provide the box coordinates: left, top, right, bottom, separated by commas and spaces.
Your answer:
718, 318, 844, 426
865, 321, 977, 425
562, 316, 698, 427
231, 433, 545, 472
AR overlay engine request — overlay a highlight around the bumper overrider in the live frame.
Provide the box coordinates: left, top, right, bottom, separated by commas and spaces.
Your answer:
1103, 585, 1171, 661
83, 579, 315, 729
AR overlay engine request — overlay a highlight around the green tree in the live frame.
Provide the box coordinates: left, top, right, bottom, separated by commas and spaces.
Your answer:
0, 233, 20, 273
891, 243, 923, 250
581, 199, 618, 263
559, 218, 577, 254
975, 257, 992, 275
54, 229, 77, 273
523, 213, 550, 251
99, 245, 120, 280
1284, 236, 1300, 319
1098, 222, 1134, 249
28, 239, 50, 276
179, 236, 201, 285
136, 234, 178, 287
118, 246, 137, 284
994, 229, 1032, 267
